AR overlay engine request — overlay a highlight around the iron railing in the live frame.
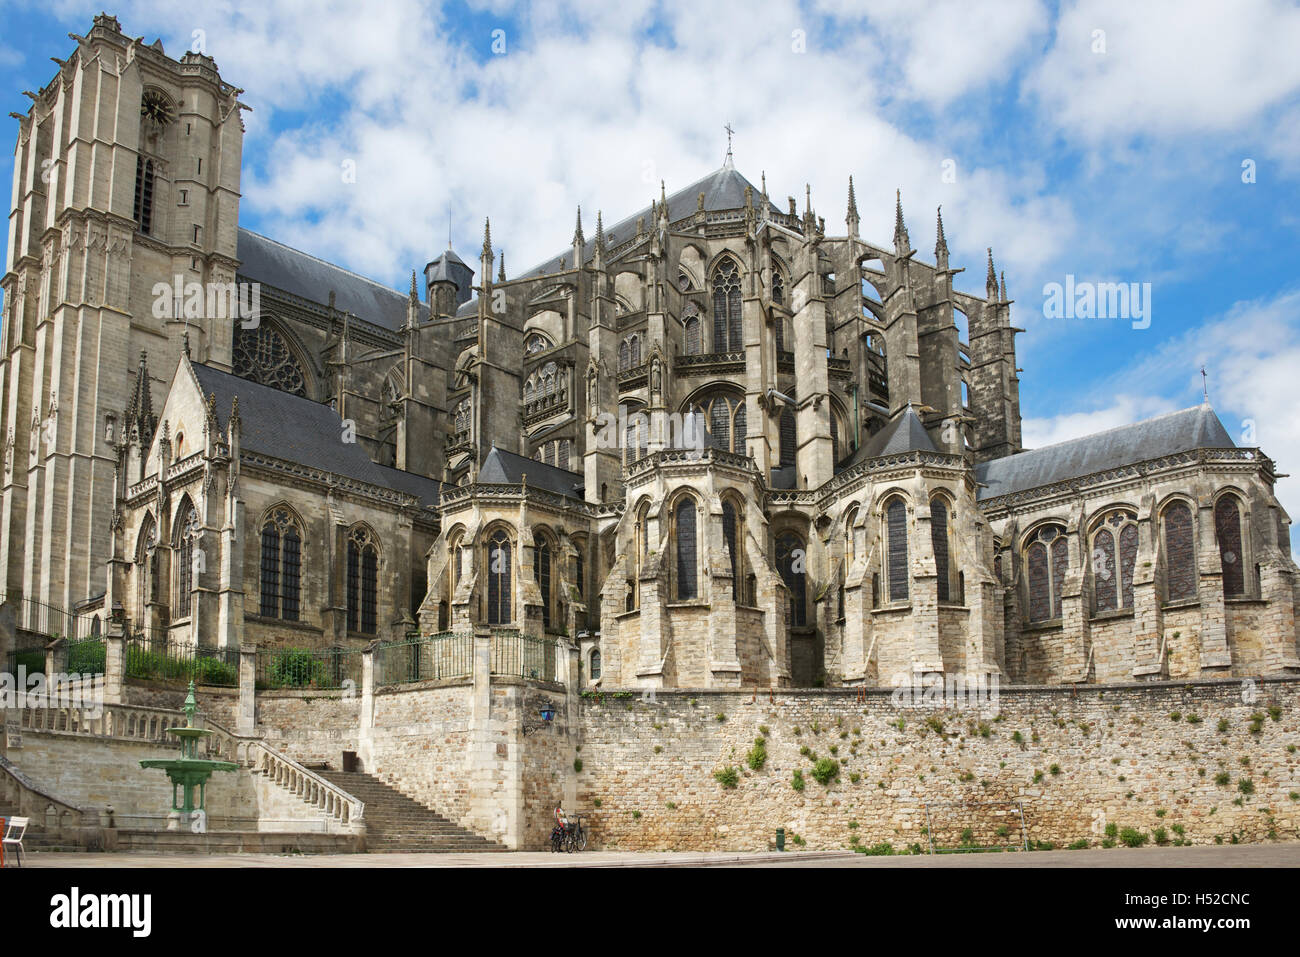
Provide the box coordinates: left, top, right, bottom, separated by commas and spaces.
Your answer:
18, 596, 100, 639
490, 630, 558, 682
256, 645, 363, 691
124, 637, 239, 687
64, 636, 106, 675
374, 632, 473, 686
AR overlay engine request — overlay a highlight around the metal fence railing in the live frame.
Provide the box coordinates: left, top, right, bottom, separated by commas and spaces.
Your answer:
124, 637, 239, 687
19, 596, 100, 640
256, 646, 363, 691
374, 632, 472, 686
490, 629, 558, 682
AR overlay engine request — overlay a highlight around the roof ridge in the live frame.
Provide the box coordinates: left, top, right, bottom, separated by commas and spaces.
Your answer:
1011, 404, 1219, 458
238, 227, 412, 302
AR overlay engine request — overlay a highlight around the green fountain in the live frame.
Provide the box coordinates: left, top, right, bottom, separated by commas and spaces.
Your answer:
140, 681, 238, 832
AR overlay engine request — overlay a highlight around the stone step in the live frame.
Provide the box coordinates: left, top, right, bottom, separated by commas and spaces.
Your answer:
316, 770, 501, 853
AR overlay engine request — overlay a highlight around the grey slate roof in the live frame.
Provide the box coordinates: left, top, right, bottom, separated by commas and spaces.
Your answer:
520, 164, 781, 278
189, 362, 441, 508
975, 404, 1235, 500
478, 446, 584, 499
425, 247, 467, 284
237, 228, 426, 332
842, 406, 937, 470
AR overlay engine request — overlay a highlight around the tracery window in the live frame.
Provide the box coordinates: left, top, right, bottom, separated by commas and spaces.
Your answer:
232, 323, 307, 397
589, 648, 602, 680
624, 408, 649, 465
1026, 524, 1068, 622
688, 394, 747, 454
133, 157, 155, 235
618, 335, 642, 372
173, 501, 198, 619
454, 398, 471, 436
525, 333, 551, 355
1162, 501, 1197, 602
884, 497, 909, 602
722, 499, 747, 603
780, 405, 797, 468
136, 515, 159, 617
346, 526, 378, 634
1214, 494, 1246, 597
486, 528, 512, 625
776, 531, 808, 627
1091, 509, 1138, 613
259, 507, 302, 621
684, 314, 702, 355
771, 269, 785, 306
711, 257, 743, 352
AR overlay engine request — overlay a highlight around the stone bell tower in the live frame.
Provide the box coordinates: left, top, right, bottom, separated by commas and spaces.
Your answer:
0, 14, 244, 622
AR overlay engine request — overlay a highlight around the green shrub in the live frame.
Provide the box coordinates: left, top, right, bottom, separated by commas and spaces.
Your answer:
791, 769, 805, 792
1237, 778, 1255, 796
267, 649, 327, 688
811, 758, 839, 786
1215, 772, 1231, 786
746, 740, 767, 771
192, 655, 237, 687
1104, 822, 1117, 838
1153, 827, 1169, 845
713, 766, 739, 789
1119, 828, 1148, 848
1068, 839, 1089, 850
1217, 718, 1230, 733
855, 842, 895, 856
573, 758, 583, 773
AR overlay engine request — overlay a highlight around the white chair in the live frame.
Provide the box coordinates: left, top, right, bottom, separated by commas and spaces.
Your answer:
2, 817, 28, 867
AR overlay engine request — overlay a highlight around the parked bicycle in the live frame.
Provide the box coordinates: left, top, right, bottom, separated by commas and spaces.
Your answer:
550, 807, 586, 852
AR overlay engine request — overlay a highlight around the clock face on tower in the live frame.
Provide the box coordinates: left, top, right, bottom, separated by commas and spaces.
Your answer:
141, 89, 174, 127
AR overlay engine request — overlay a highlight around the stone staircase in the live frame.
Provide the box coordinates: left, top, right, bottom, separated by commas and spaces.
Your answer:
316, 771, 504, 853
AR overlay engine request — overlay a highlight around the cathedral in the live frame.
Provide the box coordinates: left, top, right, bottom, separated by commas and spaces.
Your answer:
4, 14, 1298, 690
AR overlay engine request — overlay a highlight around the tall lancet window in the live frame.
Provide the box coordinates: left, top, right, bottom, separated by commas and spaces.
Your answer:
711, 257, 743, 352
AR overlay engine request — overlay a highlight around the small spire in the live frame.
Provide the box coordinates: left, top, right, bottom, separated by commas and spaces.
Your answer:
999, 270, 1008, 302
595, 210, 605, 254
409, 270, 418, 300
660, 179, 667, 207
935, 206, 948, 267
573, 205, 584, 246
846, 175, 860, 236
893, 189, 909, 250
182, 331, 190, 358
986, 247, 998, 300
482, 218, 493, 260
230, 395, 240, 426
498, 251, 506, 283
804, 183, 812, 216
1200, 365, 1210, 403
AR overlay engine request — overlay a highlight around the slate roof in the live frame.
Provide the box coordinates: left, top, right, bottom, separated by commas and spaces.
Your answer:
519, 163, 781, 279
188, 362, 442, 508
841, 406, 937, 471
236, 228, 426, 332
478, 446, 584, 499
975, 404, 1235, 500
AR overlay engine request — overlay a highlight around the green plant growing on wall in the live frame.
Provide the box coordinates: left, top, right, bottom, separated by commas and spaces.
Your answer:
573, 758, 583, 773
746, 740, 767, 771
811, 758, 839, 786
1217, 718, 1230, 733
1119, 828, 1148, 848
791, 769, 805, 792
714, 766, 739, 789
1267, 704, 1283, 721
1237, 778, 1255, 796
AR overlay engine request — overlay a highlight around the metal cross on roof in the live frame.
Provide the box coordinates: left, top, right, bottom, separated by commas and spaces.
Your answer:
724, 122, 735, 166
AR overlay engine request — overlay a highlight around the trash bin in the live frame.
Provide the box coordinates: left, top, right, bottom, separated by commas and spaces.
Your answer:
776, 827, 785, 852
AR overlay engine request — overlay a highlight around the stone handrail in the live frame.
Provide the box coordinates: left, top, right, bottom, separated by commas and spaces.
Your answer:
202, 720, 365, 832
0, 752, 89, 833
13, 702, 365, 833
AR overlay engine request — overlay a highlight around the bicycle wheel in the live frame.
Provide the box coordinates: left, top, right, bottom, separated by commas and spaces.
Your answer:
565, 829, 576, 852
577, 824, 587, 851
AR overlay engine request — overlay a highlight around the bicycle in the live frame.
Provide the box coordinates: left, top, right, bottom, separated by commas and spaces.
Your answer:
563, 814, 586, 852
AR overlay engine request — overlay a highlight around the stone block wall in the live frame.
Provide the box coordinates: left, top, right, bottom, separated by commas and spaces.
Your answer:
573, 679, 1300, 852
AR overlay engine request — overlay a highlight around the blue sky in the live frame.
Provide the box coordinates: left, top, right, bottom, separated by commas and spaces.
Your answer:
3, 0, 1300, 529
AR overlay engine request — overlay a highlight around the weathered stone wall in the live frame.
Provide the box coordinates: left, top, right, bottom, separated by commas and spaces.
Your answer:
574, 678, 1300, 852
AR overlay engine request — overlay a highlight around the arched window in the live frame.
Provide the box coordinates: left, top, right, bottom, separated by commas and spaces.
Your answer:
447, 530, 464, 601
711, 257, 743, 352
1026, 524, 1068, 622
780, 405, 797, 467
1162, 501, 1197, 601
1214, 494, 1245, 597
525, 333, 551, 354
931, 497, 952, 603
346, 526, 378, 634
454, 398, 471, 436
135, 515, 158, 617
533, 532, 554, 630
844, 505, 859, 563
486, 528, 512, 625
589, 648, 602, 681
674, 497, 699, 601
684, 314, 701, 355
772, 268, 785, 306
173, 502, 198, 619
776, 531, 807, 627
884, 497, 909, 602
624, 408, 649, 465
259, 507, 301, 621
722, 499, 746, 603
690, 394, 747, 453
629, 499, 650, 611
1091, 509, 1137, 613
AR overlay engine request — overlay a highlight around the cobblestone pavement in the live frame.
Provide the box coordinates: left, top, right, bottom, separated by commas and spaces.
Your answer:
21, 843, 1300, 867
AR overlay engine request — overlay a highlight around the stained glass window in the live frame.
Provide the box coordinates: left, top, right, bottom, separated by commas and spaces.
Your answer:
232, 324, 307, 397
